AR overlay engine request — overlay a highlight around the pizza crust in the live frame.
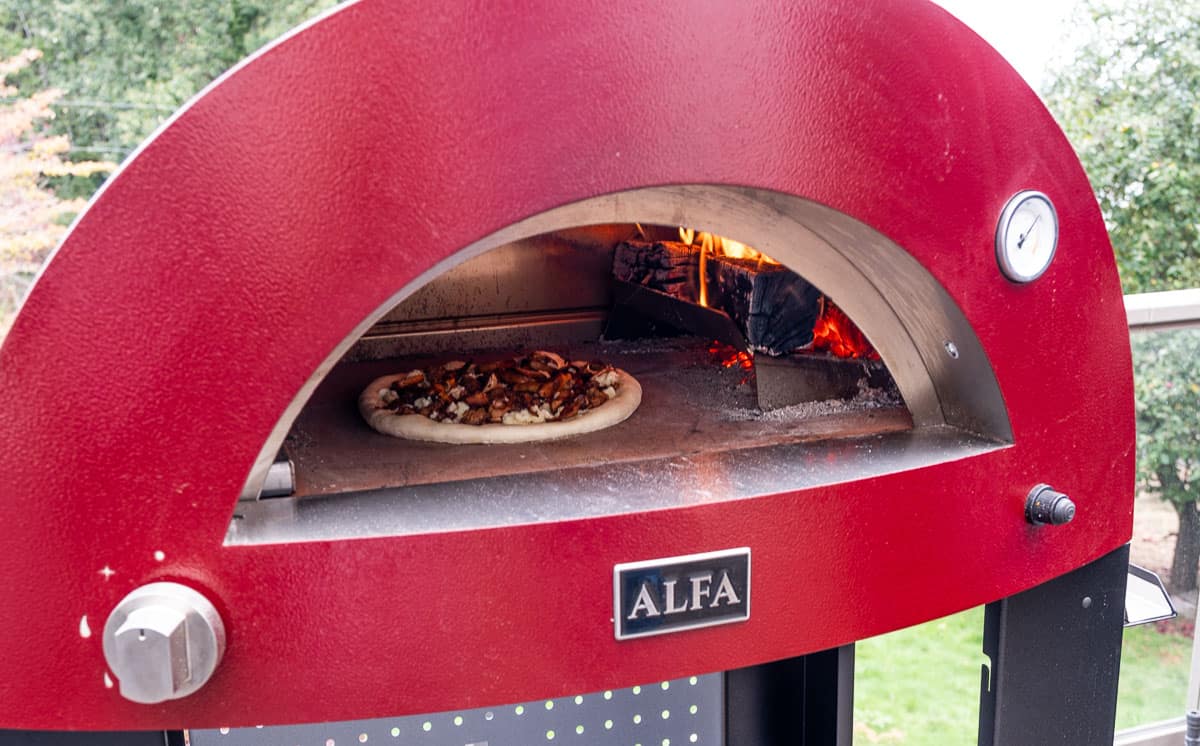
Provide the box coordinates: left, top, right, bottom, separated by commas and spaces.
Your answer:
358, 368, 642, 444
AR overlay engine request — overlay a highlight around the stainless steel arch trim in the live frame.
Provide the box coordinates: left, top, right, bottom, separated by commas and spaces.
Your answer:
237, 184, 1012, 501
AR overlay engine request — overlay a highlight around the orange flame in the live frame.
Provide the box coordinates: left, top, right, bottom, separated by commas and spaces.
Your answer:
679, 228, 779, 265
811, 299, 878, 360
679, 227, 780, 307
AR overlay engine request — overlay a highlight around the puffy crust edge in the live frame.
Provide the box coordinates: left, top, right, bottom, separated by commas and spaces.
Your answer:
357, 369, 642, 444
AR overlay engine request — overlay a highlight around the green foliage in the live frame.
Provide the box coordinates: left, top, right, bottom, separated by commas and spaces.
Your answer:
0, 1, 334, 333
1046, 0, 1200, 589
0, 48, 114, 335
0, 0, 336, 164
1132, 329, 1200, 506
1043, 0, 1200, 293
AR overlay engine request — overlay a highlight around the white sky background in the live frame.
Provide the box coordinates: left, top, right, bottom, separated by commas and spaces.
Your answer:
929, 0, 1083, 89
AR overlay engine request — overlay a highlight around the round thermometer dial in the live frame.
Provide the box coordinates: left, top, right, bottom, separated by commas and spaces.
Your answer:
995, 190, 1058, 282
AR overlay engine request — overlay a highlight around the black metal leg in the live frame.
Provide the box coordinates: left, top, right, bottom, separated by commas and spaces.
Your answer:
978, 544, 1129, 746
726, 644, 854, 746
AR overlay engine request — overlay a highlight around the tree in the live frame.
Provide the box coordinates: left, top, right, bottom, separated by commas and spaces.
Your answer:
1044, 0, 1200, 294
0, 48, 113, 334
1132, 330, 1200, 591
0, 2, 333, 333
1044, 0, 1200, 591
0, 1, 335, 170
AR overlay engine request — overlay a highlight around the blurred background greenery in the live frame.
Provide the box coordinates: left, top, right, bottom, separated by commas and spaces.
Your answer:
0, 1, 335, 328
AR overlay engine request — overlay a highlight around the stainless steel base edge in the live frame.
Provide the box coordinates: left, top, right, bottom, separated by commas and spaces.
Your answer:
227, 426, 1000, 545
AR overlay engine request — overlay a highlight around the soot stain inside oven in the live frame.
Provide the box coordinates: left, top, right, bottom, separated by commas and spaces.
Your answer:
275, 223, 906, 500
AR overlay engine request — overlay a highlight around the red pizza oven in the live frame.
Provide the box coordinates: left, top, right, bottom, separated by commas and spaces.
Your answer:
0, 1, 1135, 744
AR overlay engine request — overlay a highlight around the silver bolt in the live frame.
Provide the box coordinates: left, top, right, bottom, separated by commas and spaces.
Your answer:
944, 340, 960, 359
102, 582, 225, 704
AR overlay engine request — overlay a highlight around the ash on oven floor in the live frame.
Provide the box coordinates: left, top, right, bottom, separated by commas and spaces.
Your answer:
189, 673, 722, 746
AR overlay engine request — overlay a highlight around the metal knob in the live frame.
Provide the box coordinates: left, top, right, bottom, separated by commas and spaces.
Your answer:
1184, 710, 1200, 746
1025, 484, 1076, 526
102, 582, 226, 704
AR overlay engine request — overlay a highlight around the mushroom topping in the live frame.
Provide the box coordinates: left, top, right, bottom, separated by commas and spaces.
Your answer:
464, 391, 489, 407
378, 351, 619, 426
461, 408, 488, 426
529, 350, 566, 372
499, 369, 532, 386
392, 370, 426, 389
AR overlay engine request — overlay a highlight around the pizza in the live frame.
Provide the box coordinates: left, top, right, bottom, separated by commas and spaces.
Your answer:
358, 350, 642, 444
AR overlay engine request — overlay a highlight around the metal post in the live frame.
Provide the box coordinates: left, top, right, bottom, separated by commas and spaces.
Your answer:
978, 544, 1129, 746
726, 645, 854, 746
1186, 712, 1200, 745
1188, 595, 1200, 712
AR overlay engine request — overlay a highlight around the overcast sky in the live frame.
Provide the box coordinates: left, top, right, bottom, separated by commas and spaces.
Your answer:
930, 0, 1083, 88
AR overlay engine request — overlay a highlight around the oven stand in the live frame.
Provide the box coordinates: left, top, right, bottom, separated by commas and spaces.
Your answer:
727, 644, 855, 745
979, 544, 1129, 746
722, 544, 1129, 746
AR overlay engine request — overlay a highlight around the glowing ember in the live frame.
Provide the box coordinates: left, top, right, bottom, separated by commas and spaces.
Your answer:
811, 298, 878, 360
708, 341, 755, 385
709, 341, 754, 371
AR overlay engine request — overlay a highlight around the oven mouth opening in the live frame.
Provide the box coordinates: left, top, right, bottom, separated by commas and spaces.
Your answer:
227, 185, 1011, 546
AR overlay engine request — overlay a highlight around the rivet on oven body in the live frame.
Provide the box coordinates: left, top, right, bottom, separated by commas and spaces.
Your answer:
101, 582, 226, 704
1025, 483, 1076, 526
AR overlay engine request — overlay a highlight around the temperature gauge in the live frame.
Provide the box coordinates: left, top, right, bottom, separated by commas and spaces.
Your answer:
996, 190, 1058, 282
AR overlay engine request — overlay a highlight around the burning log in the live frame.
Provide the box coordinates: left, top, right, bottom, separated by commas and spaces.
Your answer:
707, 256, 822, 356
613, 240, 822, 356
611, 240, 700, 301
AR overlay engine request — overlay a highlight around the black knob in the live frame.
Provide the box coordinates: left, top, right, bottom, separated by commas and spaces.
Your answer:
1026, 484, 1076, 526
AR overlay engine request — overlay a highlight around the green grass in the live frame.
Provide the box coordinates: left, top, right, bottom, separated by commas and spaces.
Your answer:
854, 608, 987, 744
1115, 621, 1193, 729
853, 608, 1193, 744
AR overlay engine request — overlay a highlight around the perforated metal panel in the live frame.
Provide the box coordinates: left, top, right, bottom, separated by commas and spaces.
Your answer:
189, 674, 722, 746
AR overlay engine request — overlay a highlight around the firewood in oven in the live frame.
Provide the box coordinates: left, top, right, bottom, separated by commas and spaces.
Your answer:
612, 240, 822, 356
708, 257, 822, 356
612, 240, 700, 301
